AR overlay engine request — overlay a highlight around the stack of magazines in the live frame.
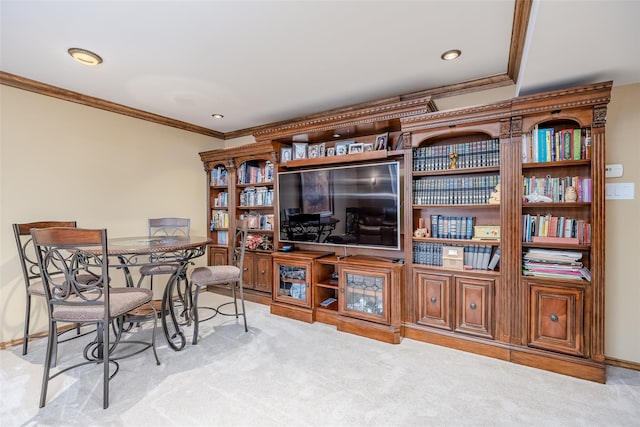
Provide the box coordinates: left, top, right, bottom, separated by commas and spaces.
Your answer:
523, 248, 591, 281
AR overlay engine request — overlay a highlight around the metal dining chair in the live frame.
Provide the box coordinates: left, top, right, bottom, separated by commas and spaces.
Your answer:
32, 227, 160, 409
137, 217, 191, 291
13, 221, 92, 356
189, 218, 249, 344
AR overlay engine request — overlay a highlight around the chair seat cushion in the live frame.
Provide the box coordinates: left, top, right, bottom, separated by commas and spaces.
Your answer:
52, 288, 153, 322
190, 266, 240, 286
139, 263, 179, 275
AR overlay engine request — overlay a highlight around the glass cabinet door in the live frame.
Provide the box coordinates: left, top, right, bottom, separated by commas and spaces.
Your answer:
339, 267, 390, 323
275, 262, 311, 307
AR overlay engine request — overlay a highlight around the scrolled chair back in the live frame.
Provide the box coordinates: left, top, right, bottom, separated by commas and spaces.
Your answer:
31, 227, 109, 312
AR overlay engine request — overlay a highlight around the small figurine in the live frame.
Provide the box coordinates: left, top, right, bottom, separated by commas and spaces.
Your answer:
524, 192, 553, 203
489, 183, 501, 205
565, 186, 578, 202
449, 152, 458, 169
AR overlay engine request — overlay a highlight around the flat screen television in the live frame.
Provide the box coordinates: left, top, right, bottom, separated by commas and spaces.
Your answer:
278, 161, 401, 250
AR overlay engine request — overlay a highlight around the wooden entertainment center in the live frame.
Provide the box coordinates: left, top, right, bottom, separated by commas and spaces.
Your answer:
199, 81, 612, 382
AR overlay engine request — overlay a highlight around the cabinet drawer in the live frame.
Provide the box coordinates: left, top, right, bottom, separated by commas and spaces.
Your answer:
527, 282, 584, 356
454, 276, 494, 338
416, 271, 452, 330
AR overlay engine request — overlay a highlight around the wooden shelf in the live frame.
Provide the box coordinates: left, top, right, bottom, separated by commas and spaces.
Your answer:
281, 149, 396, 169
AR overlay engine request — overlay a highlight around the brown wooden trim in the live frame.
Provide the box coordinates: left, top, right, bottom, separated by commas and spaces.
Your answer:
0, 324, 76, 350
0, 71, 225, 139
508, 0, 533, 83
403, 74, 514, 101
606, 356, 640, 371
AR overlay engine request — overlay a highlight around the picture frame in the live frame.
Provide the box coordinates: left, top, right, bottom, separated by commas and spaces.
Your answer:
375, 133, 388, 151
308, 142, 325, 158
334, 141, 353, 156
280, 147, 292, 163
348, 142, 364, 154
301, 169, 333, 216
326, 147, 335, 156
363, 143, 374, 152
292, 142, 308, 160
308, 144, 319, 159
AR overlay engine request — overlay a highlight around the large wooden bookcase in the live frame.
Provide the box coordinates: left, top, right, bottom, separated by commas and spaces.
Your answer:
199, 141, 277, 304
400, 81, 612, 382
198, 82, 611, 381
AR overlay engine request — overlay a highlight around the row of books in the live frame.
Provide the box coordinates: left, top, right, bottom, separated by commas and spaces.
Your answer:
429, 215, 475, 239
210, 210, 229, 230
523, 248, 590, 281
210, 165, 228, 186
239, 186, 274, 207
237, 160, 274, 185
523, 176, 592, 203
244, 212, 275, 231
215, 230, 228, 246
412, 139, 500, 171
523, 214, 591, 244
413, 242, 500, 270
212, 191, 228, 207
413, 175, 500, 205
522, 125, 591, 163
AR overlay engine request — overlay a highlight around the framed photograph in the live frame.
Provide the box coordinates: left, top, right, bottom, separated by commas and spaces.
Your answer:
308, 143, 325, 158
363, 143, 374, 152
308, 144, 319, 159
292, 142, 308, 160
348, 143, 364, 154
375, 133, 388, 151
301, 169, 333, 216
280, 147, 292, 163
334, 141, 353, 156
326, 147, 335, 156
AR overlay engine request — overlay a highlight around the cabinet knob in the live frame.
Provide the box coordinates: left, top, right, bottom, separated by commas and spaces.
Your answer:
430, 296, 437, 303
339, 288, 344, 294
243, 267, 249, 272
469, 303, 477, 310
550, 314, 559, 322
260, 270, 265, 275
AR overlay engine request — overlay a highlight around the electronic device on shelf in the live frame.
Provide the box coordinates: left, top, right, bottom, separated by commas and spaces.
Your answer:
277, 161, 401, 250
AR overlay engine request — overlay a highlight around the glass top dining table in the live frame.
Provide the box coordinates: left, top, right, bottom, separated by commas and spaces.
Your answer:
105, 235, 212, 351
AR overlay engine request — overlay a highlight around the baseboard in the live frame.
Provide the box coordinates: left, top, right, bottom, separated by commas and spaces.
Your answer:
606, 356, 640, 371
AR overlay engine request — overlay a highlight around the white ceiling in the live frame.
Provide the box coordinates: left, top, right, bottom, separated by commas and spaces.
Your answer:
1, 1, 639, 136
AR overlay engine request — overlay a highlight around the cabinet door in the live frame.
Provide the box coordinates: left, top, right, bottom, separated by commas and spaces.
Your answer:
209, 246, 228, 266
255, 253, 272, 293
242, 252, 255, 289
455, 276, 494, 338
339, 266, 390, 324
416, 271, 452, 330
273, 260, 312, 307
527, 281, 584, 356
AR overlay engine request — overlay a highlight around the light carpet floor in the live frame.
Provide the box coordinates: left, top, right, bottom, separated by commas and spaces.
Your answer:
1, 292, 638, 427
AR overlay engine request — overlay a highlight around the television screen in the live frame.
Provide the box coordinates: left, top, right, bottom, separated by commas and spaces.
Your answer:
278, 161, 401, 250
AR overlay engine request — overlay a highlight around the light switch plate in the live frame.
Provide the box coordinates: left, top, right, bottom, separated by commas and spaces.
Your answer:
606, 183, 635, 200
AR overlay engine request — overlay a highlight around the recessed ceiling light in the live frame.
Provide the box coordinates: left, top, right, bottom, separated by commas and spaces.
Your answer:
333, 132, 341, 138
67, 48, 103, 66
440, 49, 461, 61
212, 114, 224, 119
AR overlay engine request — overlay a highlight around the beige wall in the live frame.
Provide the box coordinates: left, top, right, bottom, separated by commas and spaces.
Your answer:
604, 83, 640, 363
0, 85, 222, 343
1, 82, 639, 364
